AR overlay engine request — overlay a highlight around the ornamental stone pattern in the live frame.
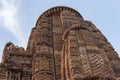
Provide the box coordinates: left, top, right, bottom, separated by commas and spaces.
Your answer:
0, 6, 120, 80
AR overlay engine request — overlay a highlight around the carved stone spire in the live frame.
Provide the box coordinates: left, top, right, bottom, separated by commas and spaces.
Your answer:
0, 6, 120, 80
31, 6, 120, 80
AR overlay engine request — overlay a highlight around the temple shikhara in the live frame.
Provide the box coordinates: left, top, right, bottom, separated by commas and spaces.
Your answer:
0, 6, 120, 80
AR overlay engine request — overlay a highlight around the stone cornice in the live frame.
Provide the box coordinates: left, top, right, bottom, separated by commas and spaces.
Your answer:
36, 6, 84, 26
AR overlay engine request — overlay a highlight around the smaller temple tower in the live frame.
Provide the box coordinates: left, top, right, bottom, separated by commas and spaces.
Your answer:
0, 42, 32, 80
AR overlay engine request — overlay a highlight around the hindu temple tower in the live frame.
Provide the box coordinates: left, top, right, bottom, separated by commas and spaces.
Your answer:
0, 6, 120, 80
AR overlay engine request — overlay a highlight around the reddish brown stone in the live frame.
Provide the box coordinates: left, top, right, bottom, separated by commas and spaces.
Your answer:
0, 6, 120, 80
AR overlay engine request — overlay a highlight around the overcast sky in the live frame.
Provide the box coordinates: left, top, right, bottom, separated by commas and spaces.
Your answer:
0, 0, 120, 61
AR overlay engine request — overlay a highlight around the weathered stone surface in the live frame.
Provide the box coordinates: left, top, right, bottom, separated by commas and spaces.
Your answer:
0, 6, 120, 80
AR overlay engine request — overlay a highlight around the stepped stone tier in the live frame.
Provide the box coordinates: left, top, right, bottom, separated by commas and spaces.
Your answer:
0, 6, 120, 80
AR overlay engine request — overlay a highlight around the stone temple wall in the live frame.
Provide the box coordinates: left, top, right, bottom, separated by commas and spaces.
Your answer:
0, 6, 120, 80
